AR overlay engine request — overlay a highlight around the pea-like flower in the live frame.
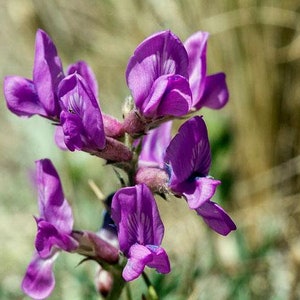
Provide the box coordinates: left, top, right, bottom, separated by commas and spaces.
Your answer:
22, 159, 78, 300
184, 32, 229, 110
111, 184, 170, 281
165, 116, 236, 235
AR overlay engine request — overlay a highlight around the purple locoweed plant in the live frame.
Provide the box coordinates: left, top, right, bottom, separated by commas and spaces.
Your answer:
3, 28, 236, 299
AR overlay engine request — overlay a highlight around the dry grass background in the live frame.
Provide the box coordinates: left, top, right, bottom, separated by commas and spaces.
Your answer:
0, 0, 300, 299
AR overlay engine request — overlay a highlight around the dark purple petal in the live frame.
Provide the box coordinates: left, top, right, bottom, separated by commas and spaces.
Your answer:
122, 244, 152, 281
111, 184, 164, 255
126, 30, 189, 110
176, 177, 221, 209
3, 76, 47, 117
36, 159, 73, 233
184, 31, 209, 107
22, 254, 56, 300
33, 29, 64, 117
194, 73, 229, 110
35, 219, 78, 258
58, 73, 105, 151
196, 201, 236, 235
139, 121, 172, 168
67, 61, 99, 99
165, 116, 211, 186
146, 245, 171, 274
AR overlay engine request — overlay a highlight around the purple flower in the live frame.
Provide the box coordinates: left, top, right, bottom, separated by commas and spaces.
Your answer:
4, 29, 64, 120
165, 116, 236, 235
111, 184, 170, 281
126, 30, 192, 119
184, 32, 229, 110
58, 73, 106, 152
139, 121, 173, 169
22, 159, 78, 299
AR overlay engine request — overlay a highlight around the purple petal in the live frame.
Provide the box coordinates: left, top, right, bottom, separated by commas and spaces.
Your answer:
35, 219, 78, 258
58, 73, 105, 151
196, 201, 236, 235
178, 177, 221, 209
195, 73, 229, 110
60, 111, 84, 151
122, 244, 152, 281
33, 29, 64, 117
54, 125, 68, 150
141, 74, 192, 118
139, 121, 172, 168
36, 159, 73, 233
165, 116, 211, 186
111, 184, 164, 255
146, 245, 171, 274
22, 254, 57, 300
126, 30, 189, 110
67, 61, 99, 99
184, 31, 209, 107
3, 76, 47, 117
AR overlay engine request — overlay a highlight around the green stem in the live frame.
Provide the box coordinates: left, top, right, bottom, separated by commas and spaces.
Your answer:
142, 272, 159, 300
106, 267, 126, 300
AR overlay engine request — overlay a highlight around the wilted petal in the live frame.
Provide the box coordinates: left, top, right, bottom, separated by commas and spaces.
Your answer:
111, 184, 164, 255
59, 73, 105, 151
146, 245, 171, 274
123, 243, 152, 281
35, 219, 78, 258
165, 116, 211, 186
196, 201, 236, 235
195, 73, 229, 110
33, 29, 64, 117
139, 121, 172, 168
3, 76, 47, 117
67, 60, 99, 99
22, 254, 57, 300
126, 30, 188, 111
177, 177, 221, 209
36, 159, 73, 233
184, 31, 209, 106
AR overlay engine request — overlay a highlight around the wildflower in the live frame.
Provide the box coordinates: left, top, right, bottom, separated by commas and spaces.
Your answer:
111, 184, 170, 281
184, 32, 229, 110
22, 159, 78, 299
165, 116, 236, 235
124, 30, 192, 134
4, 29, 64, 120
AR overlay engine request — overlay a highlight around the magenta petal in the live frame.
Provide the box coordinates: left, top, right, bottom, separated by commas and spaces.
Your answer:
126, 30, 188, 110
139, 121, 172, 168
195, 73, 229, 110
181, 177, 221, 209
166, 116, 211, 186
196, 201, 236, 235
35, 219, 78, 258
36, 159, 74, 233
3, 76, 47, 117
123, 244, 152, 281
58, 73, 105, 150
111, 184, 164, 255
22, 254, 57, 300
184, 31, 209, 107
67, 61, 99, 99
146, 245, 171, 274
33, 29, 64, 117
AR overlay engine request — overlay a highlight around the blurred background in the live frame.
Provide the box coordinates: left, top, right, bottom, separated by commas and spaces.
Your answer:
0, 0, 300, 299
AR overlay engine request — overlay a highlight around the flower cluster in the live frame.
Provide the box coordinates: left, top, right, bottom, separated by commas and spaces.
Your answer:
3, 29, 236, 299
